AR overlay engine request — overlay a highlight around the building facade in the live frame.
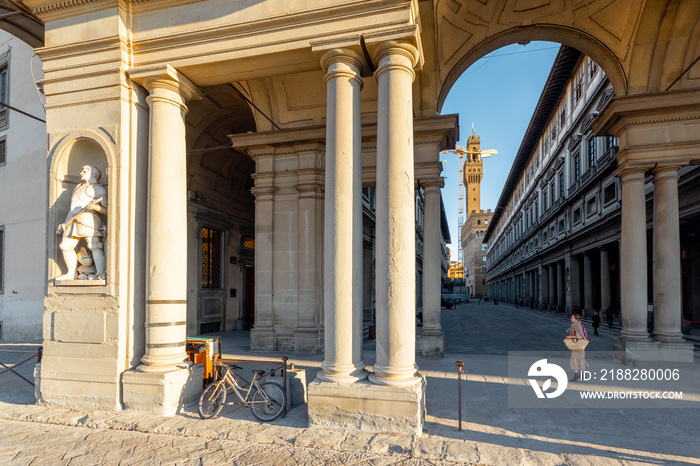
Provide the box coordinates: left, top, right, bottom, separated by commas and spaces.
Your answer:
2, 0, 700, 434
0, 29, 45, 341
485, 46, 696, 364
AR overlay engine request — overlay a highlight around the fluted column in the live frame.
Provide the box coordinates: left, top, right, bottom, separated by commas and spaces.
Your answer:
618, 167, 651, 342
652, 165, 684, 342
600, 248, 611, 311
417, 179, 445, 357
318, 48, 368, 383
131, 65, 203, 372
370, 41, 421, 386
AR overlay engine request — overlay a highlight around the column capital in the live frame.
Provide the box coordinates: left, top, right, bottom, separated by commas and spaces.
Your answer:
421, 178, 444, 190
320, 47, 365, 73
128, 64, 204, 104
371, 40, 420, 79
652, 164, 684, 178
614, 164, 649, 182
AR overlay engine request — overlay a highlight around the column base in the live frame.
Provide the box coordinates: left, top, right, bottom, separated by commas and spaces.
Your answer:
294, 329, 321, 353
317, 362, 369, 384
250, 327, 276, 351
613, 338, 695, 365
122, 365, 204, 416
308, 377, 426, 436
416, 331, 445, 358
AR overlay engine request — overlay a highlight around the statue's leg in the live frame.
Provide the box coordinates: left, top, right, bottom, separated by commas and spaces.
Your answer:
87, 236, 106, 278
58, 236, 80, 279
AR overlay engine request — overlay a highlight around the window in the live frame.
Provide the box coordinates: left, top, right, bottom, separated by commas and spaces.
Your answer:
603, 182, 617, 205
560, 106, 567, 128
550, 183, 555, 205
0, 227, 3, 294
573, 153, 580, 181
0, 65, 7, 104
588, 138, 596, 168
558, 171, 564, 199
0, 139, 5, 166
201, 226, 223, 289
482, 243, 488, 251
543, 189, 548, 210
482, 256, 487, 262
589, 59, 598, 80
0, 65, 7, 129
605, 136, 618, 151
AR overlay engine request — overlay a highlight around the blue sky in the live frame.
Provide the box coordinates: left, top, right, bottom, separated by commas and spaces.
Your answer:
440, 41, 560, 259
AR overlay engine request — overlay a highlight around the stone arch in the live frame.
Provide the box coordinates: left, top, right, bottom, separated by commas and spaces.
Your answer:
47, 130, 115, 282
437, 25, 627, 112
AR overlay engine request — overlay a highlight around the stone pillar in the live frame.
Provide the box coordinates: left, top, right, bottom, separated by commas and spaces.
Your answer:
583, 252, 594, 317
537, 266, 544, 309
616, 167, 651, 345
123, 65, 204, 415
370, 41, 421, 387
249, 166, 276, 350
317, 48, 367, 383
417, 179, 445, 357
600, 248, 611, 311
548, 264, 556, 311
557, 261, 565, 312
571, 256, 581, 311
564, 254, 573, 314
652, 166, 687, 344
295, 153, 323, 353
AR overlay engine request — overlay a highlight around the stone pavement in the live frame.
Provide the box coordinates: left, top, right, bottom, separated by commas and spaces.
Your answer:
1, 303, 699, 465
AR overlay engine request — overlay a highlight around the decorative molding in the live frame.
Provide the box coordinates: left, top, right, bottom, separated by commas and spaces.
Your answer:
626, 114, 700, 127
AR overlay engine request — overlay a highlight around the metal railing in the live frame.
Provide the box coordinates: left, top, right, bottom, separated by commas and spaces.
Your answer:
0, 347, 42, 386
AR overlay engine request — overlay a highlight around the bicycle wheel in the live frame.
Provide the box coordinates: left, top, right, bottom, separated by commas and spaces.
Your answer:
198, 381, 226, 419
249, 382, 286, 422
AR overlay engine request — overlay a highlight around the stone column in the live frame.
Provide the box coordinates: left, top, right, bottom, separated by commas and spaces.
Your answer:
318, 48, 367, 383
583, 252, 594, 317
537, 266, 544, 309
571, 256, 581, 311
417, 179, 445, 357
370, 41, 421, 386
548, 264, 556, 311
651, 166, 685, 342
557, 261, 565, 312
600, 248, 611, 311
123, 65, 204, 415
617, 167, 651, 342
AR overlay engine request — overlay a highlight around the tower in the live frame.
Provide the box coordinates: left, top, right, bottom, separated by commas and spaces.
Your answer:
463, 128, 483, 218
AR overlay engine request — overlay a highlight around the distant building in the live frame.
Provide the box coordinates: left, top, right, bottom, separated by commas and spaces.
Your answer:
0, 30, 46, 341
460, 130, 493, 298
448, 261, 464, 280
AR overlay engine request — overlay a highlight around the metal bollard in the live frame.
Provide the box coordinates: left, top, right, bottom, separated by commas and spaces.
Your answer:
456, 360, 465, 432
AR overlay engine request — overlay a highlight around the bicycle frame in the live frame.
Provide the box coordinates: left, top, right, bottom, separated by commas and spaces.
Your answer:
217, 363, 269, 407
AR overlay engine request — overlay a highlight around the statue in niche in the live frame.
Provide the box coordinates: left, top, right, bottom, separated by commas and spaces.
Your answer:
56, 165, 108, 280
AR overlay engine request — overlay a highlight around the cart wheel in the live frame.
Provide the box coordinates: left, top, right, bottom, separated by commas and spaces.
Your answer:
198, 381, 226, 419
249, 382, 286, 422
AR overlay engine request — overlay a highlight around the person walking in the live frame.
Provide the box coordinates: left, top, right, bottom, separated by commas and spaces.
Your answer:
565, 313, 589, 382
592, 311, 601, 336
605, 304, 614, 328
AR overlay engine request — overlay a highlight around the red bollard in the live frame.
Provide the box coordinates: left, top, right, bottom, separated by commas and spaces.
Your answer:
456, 360, 465, 432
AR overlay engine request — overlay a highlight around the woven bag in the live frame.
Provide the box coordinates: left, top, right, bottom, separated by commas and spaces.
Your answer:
564, 338, 589, 351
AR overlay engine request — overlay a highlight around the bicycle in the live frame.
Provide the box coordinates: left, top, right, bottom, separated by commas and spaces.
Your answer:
197, 359, 287, 422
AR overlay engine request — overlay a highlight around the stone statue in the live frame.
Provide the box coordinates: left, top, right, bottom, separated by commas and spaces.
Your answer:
56, 165, 108, 280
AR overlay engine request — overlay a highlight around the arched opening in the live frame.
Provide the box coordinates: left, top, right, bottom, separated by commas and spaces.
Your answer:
438, 36, 623, 352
